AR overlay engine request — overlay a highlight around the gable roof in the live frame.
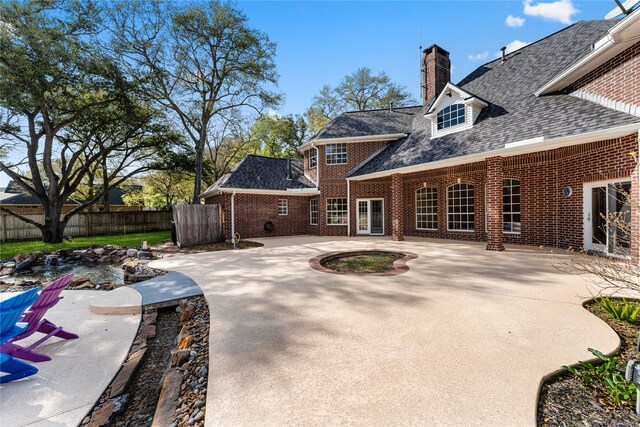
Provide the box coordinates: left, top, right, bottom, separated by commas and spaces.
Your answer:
349, 19, 640, 178
201, 155, 316, 196
308, 106, 423, 142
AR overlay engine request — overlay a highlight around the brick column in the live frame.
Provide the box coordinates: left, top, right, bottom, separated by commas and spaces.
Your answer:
486, 157, 505, 251
391, 173, 404, 241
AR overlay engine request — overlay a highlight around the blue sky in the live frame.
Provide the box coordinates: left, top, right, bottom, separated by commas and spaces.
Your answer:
0, 1, 626, 187
240, 0, 620, 115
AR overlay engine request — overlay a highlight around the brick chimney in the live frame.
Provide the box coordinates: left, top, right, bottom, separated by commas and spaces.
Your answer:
422, 44, 451, 104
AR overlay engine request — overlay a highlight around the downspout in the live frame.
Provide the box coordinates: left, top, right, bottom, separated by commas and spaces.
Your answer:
311, 142, 320, 188
231, 191, 236, 249
347, 179, 351, 237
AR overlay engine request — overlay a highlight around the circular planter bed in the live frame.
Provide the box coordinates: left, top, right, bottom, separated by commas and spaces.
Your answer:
309, 250, 417, 276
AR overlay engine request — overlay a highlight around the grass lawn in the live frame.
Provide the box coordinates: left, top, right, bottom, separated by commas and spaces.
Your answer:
321, 253, 402, 273
0, 230, 171, 260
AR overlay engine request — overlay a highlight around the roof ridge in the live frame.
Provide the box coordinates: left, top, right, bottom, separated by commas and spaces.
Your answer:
246, 154, 302, 161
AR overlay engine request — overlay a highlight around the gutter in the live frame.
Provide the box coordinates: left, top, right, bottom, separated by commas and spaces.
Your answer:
347, 122, 640, 181
202, 187, 320, 197
536, 8, 640, 96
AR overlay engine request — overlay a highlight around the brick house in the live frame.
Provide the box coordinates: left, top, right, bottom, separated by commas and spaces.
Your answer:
202, 14, 640, 257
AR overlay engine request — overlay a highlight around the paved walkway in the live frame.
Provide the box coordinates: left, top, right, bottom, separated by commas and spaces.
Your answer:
150, 237, 620, 426
0, 290, 140, 426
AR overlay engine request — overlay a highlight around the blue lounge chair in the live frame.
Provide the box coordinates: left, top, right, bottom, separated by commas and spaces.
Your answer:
0, 288, 40, 383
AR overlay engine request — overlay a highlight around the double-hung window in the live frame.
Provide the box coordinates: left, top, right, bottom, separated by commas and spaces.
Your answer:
447, 184, 474, 231
503, 179, 521, 233
278, 199, 288, 216
326, 144, 347, 165
416, 187, 438, 230
309, 149, 317, 169
310, 199, 318, 225
326, 198, 347, 225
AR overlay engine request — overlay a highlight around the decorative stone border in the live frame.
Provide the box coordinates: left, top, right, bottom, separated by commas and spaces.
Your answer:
309, 250, 418, 276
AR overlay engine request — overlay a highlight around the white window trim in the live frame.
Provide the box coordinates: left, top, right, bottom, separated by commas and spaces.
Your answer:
415, 187, 438, 231
446, 183, 475, 232
309, 199, 318, 225
326, 198, 348, 226
325, 143, 348, 165
278, 199, 288, 216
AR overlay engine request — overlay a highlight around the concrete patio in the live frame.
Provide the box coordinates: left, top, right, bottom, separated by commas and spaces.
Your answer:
0, 290, 140, 427
150, 236, 620, 426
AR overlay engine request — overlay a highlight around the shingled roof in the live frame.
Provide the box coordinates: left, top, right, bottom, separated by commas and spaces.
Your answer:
344, 20, 639, 177
203, 155, 316, 193
310, 106, 423, 141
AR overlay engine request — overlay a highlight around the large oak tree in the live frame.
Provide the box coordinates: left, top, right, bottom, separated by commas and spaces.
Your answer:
111, 0, 281, 203
0, 0, 181, 242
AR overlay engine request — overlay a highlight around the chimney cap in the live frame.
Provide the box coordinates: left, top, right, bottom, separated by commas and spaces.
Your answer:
422, 44, 450, 56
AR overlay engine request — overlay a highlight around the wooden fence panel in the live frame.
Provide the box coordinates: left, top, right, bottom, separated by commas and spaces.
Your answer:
0, 211, 173, 241
173, 204, 223, 247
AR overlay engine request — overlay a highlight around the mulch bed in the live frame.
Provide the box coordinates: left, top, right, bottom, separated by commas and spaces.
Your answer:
538, 302, 640, 426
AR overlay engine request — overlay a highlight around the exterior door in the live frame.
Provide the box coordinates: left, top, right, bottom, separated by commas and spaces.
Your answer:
356, 199, 384, 235
584, 180, 631, 255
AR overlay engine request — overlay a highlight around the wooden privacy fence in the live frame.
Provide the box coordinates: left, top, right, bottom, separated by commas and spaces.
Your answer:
0, 211, 173, 241
173, 204, 224, 247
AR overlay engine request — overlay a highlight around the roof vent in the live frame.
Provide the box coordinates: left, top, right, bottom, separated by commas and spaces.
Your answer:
500, 46, 507, 62
389, 101, 394, 112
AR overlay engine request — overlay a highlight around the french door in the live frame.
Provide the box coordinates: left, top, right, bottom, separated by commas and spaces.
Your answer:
583, 180, 631, 255
356, 199, 384, 235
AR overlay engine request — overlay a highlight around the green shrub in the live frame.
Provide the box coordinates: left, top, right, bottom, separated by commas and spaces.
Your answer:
564, 348, 637, 406
596, 296, 640, 324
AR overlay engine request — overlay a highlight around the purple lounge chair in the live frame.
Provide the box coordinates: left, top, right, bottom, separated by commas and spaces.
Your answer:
1, 274, 78, 362
0, 288, 40, 383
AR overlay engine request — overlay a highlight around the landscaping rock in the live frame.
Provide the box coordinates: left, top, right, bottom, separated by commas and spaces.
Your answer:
126, 249, 139, 257
151, 369, 183, 427
123, 260, 138, 274
171, 349, 190, 367
15, 256, 36, 271
86, 394, 128, 427
94, 248, 105, 256
109, 348, 147, 398
137, 250, 153, 260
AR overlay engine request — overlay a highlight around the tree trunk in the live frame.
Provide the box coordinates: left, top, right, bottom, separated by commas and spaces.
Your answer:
102, 158, 110, 212
40, 202, 65, 243
192, 139, 204, 204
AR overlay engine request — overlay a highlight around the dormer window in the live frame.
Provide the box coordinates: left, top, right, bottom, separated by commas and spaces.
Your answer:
437, 104, 466, 130
425, 82, 487, 138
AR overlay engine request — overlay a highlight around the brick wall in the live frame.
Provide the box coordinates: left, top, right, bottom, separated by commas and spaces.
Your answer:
205, 193, 315, 239
314, 141, 391, 236
570, 41, 640, 108
206, 133, 639, 250
397, 133, 638, 249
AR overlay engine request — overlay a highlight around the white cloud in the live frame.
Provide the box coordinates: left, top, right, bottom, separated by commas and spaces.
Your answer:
495, 40, 531, 57
523, 0, 579, 25
468, 52, 489, 61
505, 15, 525, 27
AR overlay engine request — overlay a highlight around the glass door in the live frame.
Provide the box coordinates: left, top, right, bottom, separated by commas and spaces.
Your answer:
584, 181, 631, 255
356, 199, 384, 235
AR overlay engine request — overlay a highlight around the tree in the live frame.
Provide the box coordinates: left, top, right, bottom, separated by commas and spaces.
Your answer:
111, 0, 281, 204
307, 67, 416, 134
123, 170, 193, 210
0, 0, 179, 243
250, 114, 307, 159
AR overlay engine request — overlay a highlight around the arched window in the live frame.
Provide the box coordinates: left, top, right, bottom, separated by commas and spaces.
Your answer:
447, 183, 474, 231
416, 187, 437, 230
437, 104, 466, 130
503, 179, 521, 233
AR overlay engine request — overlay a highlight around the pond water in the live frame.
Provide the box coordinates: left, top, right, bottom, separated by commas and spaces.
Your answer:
5, 262, 125, 285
